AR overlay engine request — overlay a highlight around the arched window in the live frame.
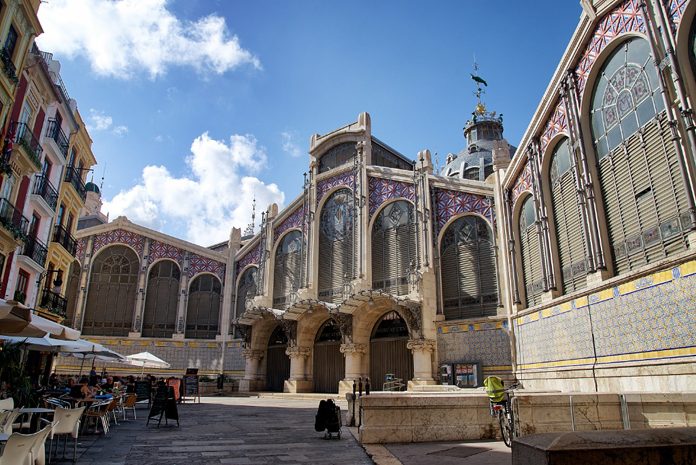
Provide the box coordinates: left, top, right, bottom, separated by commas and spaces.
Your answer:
519, 196, 543, 307
318, 188, 355, 303
591, 38, 689, 274
83, 245, 138, 336
142, 260, 180, 338
549, 139, 587, 293
235, 267, 257, 320
371, 200, 416, 296
64, 260, 80, 326
463, 167, 480, 180
185, 274, 221, 339
440, 215, 497, 319
318, 142, 355, 173
273, 230, 303, 309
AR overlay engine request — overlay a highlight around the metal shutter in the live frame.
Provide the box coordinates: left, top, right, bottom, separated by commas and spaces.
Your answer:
371, 201, 416, 296
273, 231, 302, 309
318, 189, 355, 303
520, 198, 543, 307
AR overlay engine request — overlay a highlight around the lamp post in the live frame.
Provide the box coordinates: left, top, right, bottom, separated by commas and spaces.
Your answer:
34, 269, 63, 309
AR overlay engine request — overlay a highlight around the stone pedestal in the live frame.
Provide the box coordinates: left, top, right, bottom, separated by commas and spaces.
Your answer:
240, 348, 264, 392
128, 331, 141, 338
285, 346, 311, 392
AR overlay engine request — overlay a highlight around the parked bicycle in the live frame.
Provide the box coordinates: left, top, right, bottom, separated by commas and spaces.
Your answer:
484, 376, 519, 447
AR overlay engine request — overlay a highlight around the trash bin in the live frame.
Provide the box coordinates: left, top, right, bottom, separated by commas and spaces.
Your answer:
216, 374, 224, 390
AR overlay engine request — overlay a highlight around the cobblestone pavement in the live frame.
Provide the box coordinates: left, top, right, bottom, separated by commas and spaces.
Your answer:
52, 396, 373, 465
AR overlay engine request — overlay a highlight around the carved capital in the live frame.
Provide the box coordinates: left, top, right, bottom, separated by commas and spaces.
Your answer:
241, 349, 264, 361
339, 343, 367, 355
285, 345, 311, 358
406, 338, 436, 353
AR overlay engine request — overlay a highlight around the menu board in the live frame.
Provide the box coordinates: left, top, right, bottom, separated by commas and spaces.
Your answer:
182, 369, 200, 403
134, 380, 151, 403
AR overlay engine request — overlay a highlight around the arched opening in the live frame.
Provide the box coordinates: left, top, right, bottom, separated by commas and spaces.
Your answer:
369, 310, 412, 391
235, 267, 257, 323
371, 200, 416, 296
64, 260, 80, 326
318, 188, 355, 303
519, 196, 543, 307
440, 215, 498, 319
185, 274, 221, 339
266, 325, 290, 392
463, 167, 480, 180
590, 37, 689, 275
142, 260, 180, 338
548, 138, 588, 293
83, 245, 138, 336
318, 142, 355, 174
312, 319, 344, 393
273, 231, 303, 309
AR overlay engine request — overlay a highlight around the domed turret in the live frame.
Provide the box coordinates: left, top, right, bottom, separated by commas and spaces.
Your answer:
85, 181, 100, 195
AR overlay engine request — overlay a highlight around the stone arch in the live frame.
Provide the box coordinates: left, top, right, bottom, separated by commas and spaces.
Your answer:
272, 229, 303, 309
513, 192, 543, 308
142, 259, 180, 338
185, 273, 221, 339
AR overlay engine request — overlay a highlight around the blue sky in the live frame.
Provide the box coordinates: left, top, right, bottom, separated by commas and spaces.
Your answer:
36, 0, 582, 246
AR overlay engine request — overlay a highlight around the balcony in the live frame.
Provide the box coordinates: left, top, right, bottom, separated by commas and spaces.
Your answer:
32, 175, 59, 210
0, 47, 18, 84
39, 289, 67, 319
45, 119, 69, 158
52, 223, 77, 256
12, 122, 43, 170
0, 198, 29, 241
21, 235, 48, 267
63, 166, 86, 201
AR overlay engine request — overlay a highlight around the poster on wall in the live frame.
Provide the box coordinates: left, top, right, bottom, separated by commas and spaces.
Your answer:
453, 362, 481, 388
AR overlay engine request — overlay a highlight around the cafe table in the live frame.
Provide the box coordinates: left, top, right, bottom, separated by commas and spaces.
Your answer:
17, 407, 55, 433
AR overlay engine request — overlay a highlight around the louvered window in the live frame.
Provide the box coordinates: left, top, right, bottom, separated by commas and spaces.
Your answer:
440, 215, 498, 319
318, 188, 355, 303
591, 38, 689, 275
142, 260, 180, 338
549, 139, 587, 293
185, 274, 221, 339
83, 245, 138, 336
235, 267, 257, 320
519, 196, 544, 307
273, 230, 303, 309
371, 201, 416, 296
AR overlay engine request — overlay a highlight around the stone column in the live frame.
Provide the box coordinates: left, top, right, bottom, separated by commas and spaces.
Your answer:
339, 343, 366, 395
407, 338, 436, 389
75, 236, 95, 330
284, 346, 311, 393
239, 348, 264, 392
130, 238, 150, 337
173, 252, 191, 339
219, 228, 241, 340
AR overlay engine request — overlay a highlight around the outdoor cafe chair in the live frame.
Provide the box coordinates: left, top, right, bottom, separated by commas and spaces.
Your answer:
0, 429, 40, 465
82, 401, 110, 435
29, 422, 55, 465
0, 409, 20, 434
105, 398, 120, 427
0, 398, 13, 411
47, 407, 84, 464
43, 398, 70, 409
121, 394, 137, 421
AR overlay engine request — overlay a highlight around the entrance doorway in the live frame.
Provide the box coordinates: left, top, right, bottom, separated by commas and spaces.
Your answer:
313, 319, 344, 393
266, 326, 290, 392
369, 310, 413, 391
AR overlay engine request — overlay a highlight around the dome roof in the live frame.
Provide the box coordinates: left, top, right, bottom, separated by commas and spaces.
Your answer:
85, 182, 100, 195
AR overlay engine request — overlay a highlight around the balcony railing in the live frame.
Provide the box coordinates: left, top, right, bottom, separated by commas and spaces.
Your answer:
0, 198, 29, 241
52, 223, 77, 256
12, 122, 43, 169
0, 47, 18, 84
63, 166, 86, 201
21, 235, 48, 267
32, 175, 59, 210
45, 119, 69, 158
40, 289, 67, 318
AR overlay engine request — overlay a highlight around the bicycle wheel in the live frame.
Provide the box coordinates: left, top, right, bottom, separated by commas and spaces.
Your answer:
498, 411, 512, 447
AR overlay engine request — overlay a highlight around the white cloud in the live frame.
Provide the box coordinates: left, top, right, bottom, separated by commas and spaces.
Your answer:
86, 109, 129, 137
36, 0, 261, 79
102, 133, 284, 245
113, 125, 129, 137
281, 131, 302, 158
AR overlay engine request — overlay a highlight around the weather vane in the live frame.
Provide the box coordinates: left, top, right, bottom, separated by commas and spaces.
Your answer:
470, 60, 489, 117
244, 196, 256, 236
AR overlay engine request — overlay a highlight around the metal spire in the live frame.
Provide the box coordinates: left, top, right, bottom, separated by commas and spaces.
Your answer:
244, 196, 256, 236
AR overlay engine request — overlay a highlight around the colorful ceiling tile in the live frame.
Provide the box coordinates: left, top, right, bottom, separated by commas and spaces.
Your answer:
236, 240, 262, 275
368, 177, 415, 219
274, 206, 305, 239
316, 171, 355, 206
540, 101, 568, 153
91, 228, 145, 258
433, 187, 493, 237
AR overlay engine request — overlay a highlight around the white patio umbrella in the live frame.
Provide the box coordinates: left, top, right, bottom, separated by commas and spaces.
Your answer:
125, 351, 170, 374
0, 299, 80, 340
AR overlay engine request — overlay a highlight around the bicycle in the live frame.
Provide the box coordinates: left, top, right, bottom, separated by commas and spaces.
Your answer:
484, 376, 519, 447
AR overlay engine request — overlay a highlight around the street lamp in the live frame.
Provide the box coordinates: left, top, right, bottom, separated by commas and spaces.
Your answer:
36, 269, 63, 289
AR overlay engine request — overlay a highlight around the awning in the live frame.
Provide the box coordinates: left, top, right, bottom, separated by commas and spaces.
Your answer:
0, 299, 80, 340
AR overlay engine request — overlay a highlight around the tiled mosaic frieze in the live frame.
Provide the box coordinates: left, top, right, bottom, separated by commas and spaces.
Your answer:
437, 325, 512, 367
91, 229, 145, 258
575, 0, 645, 96
274, 206, 305, 240
515, 260, 696, 369
236, 240, 262, 275
433, 187, 493, 237
188, 254, 226, 280
540, 101, 568, 153
510, 162, 533, 205
368, 177, 415, 219
148, 240, 184, 264
77, 238, 86, 260
666, 0, 688, 32
316, 170, 354, 206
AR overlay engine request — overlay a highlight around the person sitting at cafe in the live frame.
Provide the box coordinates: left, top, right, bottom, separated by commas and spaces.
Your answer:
101, 376, 114, 391
70, 376, 92, 399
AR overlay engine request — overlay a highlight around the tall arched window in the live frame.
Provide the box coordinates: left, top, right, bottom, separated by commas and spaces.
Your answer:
185, 274, 221, 339
142, 260, 180, 338
440, 215, 497, 319
591, 38, 689, 274
318, 188, 355, 303
549, 139, 587, 293
83, 245, 138, 336
64, 260, 80, 327
371, 200, 416, 296
273, 231, 303, 309
519, 196, 543, 307
235, 267, 257, 320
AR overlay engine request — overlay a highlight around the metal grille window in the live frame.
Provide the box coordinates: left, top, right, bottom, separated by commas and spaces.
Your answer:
440, 215, 498, 319
185, 274, 221, 339
591, 38, 689, 275
83, 245, 138, 336
142, 260, 180, 338
235, 267, 257, 320
549, 139, 587, 293
371, 201, 416, 296
318, 142, 355, 173
273, 231, 303, 309
318, 188, 355, 303
519, 196, 544, 307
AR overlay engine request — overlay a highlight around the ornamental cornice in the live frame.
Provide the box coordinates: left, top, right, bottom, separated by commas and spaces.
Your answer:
406, 338, 436, 352
285, 346, 311, 358
340, 343, 367, 355
241, 349, 264, 360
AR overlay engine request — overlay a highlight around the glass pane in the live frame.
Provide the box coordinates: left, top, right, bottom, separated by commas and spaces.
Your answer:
554, 139, 571, 176
620, 113, 639, 138
607, 126, 622, 151
636, 98, 656, 126
596, 136, 609, 159
592, 111, 605, 139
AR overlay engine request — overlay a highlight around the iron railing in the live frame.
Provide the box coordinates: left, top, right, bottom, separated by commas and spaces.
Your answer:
45, 119, 69, 158
52, 223, 77, 256
40, 289, 67, 318
0, 46, 17, 84
21, 235, 48, 267
0, 198, 29, 240
32, 175, 59, 210
12, 121, 42, 169
63, 166, 86, 201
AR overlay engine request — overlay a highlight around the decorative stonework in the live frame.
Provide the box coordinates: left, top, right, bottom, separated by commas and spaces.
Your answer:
368, 177, 415, 219
76, 238, 87, 261
575, 0, 645, 96
666, 0, 687, 32
433, 187, 493, 237
406, 338, 436, 352
274, 206, 305, 239
236, 241, 263, 275
316, 170, 354, 206
188, 254, 225, 280
285, 346, 311, 358
241, 348, 264, 361
539, 101, 568, 153
148, 240, 184, 264
511, 162, 533, 205
91, 228, 145, 258
340, 343, 367, 355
